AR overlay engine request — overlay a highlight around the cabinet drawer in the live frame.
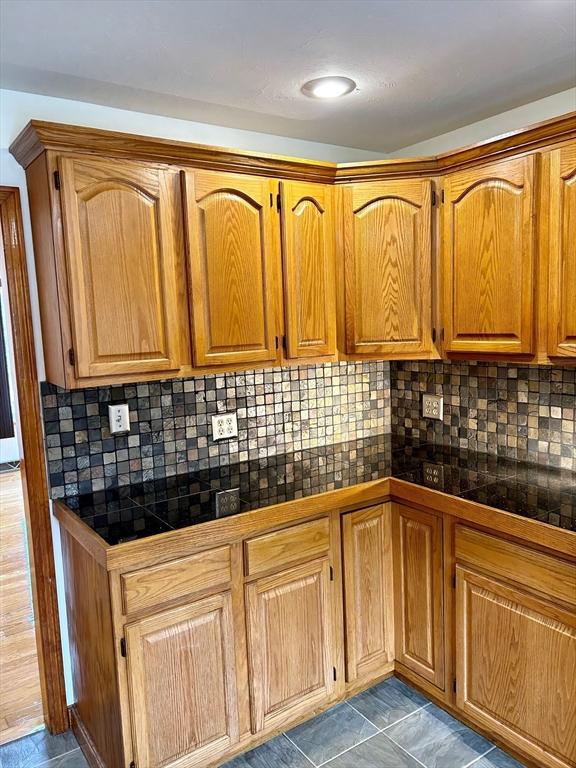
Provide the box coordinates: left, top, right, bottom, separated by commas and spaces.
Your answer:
245, 517, 330, 577
121, 546, 232, 614
455, 526, 576, 607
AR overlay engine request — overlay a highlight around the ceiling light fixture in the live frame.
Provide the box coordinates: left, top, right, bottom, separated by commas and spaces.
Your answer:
301, 76, 357, 99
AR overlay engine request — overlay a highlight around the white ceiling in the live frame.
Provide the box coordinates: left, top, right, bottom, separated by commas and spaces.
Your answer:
1, 0, 575, 153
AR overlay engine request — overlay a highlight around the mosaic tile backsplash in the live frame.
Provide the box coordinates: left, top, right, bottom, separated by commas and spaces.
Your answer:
391, 361, 576, 471
41, 362, 391, 498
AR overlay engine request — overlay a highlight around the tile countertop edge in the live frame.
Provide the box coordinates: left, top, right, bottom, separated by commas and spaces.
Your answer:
53, 475, 576, 573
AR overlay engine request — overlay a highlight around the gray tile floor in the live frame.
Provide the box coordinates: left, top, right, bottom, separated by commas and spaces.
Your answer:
0, 677, 526, 768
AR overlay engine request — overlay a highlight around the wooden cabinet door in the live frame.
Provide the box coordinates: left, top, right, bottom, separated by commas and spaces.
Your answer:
456, 567, 576, 768
341, 179, 433, 357
59, 156, 185, 379
342, 504, 394, 683
125, 593, 239, 768
182, 170, 279, 367
245, 558, 335, 734
548, 143, 576, 358
280, 181, 336, 358
393, 504, 444, 688
442, 156, 536, 354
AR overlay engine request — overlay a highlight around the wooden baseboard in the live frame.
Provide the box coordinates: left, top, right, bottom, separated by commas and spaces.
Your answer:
69, 706, 106, 768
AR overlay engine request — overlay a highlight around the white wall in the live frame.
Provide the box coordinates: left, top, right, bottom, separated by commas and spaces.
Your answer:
0, 238, 21, 463
386, 88, 576, 157
0, 89, 381, 163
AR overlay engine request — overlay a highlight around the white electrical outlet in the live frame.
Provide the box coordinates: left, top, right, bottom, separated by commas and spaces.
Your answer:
211, 413, 238, 441
108, 403, 130, 434
422, 394, 444, 420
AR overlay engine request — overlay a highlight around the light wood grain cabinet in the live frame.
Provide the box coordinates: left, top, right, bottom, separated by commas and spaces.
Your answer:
548, 143, 576, 358
340, 178, 434, 358
182, 170, 280, 367
280, 181, 337, 359
342, 504, 394, 683
442, 156, 536, 355
58, 156, 187, 380
245, 558, 336, 734
125, 592, 240, 768
456, 566, 576, 768
392, 504, 444, 689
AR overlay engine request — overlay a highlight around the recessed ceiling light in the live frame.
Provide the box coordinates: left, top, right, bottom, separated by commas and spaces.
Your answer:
301, 76, 357, 99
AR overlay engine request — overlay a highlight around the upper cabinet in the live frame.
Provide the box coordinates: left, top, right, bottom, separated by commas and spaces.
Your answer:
442, 156, 536, 355
340, 179, 434, 358
182, 170, 280, 368
58, 157, 187, 381
280, 181, 337, 359
548, 143, 576, 358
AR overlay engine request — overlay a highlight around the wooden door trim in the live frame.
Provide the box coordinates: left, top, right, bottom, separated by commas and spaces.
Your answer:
0, 187, 69, 732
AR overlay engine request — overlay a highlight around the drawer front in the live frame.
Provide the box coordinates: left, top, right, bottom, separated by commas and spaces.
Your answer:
121, 546, 232, 614
455, 526, 576, 607
245, 517, 330, 577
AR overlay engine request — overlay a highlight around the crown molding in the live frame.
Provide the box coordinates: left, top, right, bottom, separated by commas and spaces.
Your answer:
10, 111, 576, 183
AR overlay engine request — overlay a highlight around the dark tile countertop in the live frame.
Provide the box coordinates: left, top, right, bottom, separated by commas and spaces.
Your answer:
60, 435, 576, 545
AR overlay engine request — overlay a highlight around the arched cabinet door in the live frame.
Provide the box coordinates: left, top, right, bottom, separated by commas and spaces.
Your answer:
341, 179, 433, 357
548, 143, 576, 358
280, 181, 336, 359
182, 170, 279, 367
59, 157, 186, 379
442, 156, 536, 355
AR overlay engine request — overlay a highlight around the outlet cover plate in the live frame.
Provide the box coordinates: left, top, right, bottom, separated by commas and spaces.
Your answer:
211, 413, 238, 440
422, 394, 444, 420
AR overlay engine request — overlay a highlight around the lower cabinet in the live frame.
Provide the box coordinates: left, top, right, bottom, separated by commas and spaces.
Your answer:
455, 526, 576, 768
125, 592, 240, 768
392, 504, 445, 689
245, 558, 336, 734
342, 504, 394, 682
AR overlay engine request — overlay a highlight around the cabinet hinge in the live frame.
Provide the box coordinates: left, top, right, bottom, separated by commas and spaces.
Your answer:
275, 336, 279, 350
68, 348, 75, 367
432, 328, 437, 343
441, 327, 445, 342
53, 170, 61, 190
329, 565, 334, 581
282, 335, 287, 351
452, 574, 456, 589
270, 192, 274, 208
129, 762, 136, 768
333, 666, 337, 681
441, 189, 445, 204
453, 678, 457, 694
431, 190, 437, 207
276, 192, 282, 212
120, 637, 127, 658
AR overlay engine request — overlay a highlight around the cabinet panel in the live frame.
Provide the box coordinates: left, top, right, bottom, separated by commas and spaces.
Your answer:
342, 179, 433, 357
245, 558, 335, 734
245, 517, 330, 577
342, 504, 394, 682
59, 156, 185, 379
548, 143, 576, 357
456, 567, 576, 768
183, 170, 279, 366
280, 181, 337, 358
125, 593, 239, 768
442, 156, 536, 354
393, 504, 444, 688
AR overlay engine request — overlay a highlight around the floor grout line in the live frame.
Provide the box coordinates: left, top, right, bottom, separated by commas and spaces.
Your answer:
381, 702, 432, 732
282, 732, 318, 767
344, 700, 384, 729
36, 747, 82, 767
379, 732, 429, 768
314, 729, 386, 767
460, 745, 497, 768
